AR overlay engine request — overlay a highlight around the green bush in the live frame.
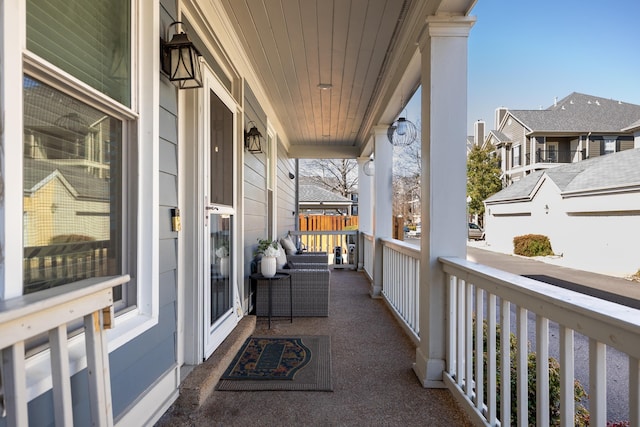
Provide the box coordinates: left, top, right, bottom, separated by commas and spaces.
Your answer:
513, 234, 554, 257
473, 319, 589, 426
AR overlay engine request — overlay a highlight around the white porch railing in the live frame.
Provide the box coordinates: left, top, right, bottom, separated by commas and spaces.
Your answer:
0, 275, 129, 427
439, 256, 640, 427
290, 230, 358, 268
380, 238, 420, 343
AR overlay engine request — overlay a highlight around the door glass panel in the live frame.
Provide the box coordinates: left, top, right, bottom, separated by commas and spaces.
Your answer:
209, 89, 233, 206
210, 214, 232, 325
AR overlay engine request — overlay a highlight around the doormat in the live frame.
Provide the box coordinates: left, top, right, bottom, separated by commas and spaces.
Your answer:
216, 335, 332, 391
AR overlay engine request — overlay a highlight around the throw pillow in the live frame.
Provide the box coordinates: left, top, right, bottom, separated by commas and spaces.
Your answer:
276, 243, 287, 269
280, 236, 297, 255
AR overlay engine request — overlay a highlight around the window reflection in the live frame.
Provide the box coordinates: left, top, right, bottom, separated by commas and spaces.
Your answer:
210, 214, 232, 324
23, 76, 122, 295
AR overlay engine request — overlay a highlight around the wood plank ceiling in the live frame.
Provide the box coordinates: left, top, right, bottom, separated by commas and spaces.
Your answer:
220, 0, 410, 156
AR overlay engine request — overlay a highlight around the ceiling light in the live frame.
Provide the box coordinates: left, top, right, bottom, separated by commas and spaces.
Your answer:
317, 83, 333, 90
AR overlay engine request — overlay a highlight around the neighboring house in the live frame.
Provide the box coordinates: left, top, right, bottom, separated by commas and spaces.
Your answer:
485, 92, 640, 186
299, 184, 354, 215
484, 148, 640, 277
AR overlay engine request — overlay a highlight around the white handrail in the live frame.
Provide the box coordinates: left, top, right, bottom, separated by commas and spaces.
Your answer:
1, 274, 129, 427
439, 256, 640, 426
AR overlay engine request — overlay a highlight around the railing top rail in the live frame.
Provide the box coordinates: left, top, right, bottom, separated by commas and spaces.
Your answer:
0, 275, 129, 326
380, 237, 420, 258
290, 230, 358, 236
439, 256, 640, 357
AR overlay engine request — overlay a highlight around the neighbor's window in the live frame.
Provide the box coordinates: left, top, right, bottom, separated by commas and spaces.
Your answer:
513, 145, 521, 167
604, 138, 617, 155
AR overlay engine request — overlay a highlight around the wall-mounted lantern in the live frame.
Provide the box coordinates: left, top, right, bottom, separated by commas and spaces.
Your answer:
244, 122, 263, 153
161, 22, 203, 89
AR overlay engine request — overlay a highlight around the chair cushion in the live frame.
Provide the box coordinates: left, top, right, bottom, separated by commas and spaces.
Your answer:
280, 236, 298, 255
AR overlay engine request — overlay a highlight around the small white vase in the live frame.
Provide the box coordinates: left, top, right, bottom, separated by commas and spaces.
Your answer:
261, 256, 276, 278
220, 256, 229, 277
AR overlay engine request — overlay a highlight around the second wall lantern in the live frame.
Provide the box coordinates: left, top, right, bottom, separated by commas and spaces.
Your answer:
245, 122, 264, 154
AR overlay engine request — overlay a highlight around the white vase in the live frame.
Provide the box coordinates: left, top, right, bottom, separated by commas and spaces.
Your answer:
219, 256, 229, 277
261, 256, 276, 278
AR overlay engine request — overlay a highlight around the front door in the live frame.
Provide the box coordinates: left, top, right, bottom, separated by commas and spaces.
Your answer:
201, 66, 238, 359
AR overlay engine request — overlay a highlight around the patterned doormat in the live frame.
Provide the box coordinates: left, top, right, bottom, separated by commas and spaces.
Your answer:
216, 335, 332, 391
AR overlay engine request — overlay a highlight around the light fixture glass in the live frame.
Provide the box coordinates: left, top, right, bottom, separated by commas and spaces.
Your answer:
387, 117, 417, 147
363, 159, 375, 176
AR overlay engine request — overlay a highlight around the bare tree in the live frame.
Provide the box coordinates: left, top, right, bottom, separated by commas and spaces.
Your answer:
299, 159, 358, 197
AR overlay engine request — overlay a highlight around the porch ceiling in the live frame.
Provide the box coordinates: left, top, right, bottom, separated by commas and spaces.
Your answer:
220, 0, 476, 158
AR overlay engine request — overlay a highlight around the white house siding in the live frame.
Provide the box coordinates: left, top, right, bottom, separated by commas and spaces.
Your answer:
486, 177, 640, 277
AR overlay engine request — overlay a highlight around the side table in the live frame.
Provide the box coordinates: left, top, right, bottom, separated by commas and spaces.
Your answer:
250, 272, 292, 328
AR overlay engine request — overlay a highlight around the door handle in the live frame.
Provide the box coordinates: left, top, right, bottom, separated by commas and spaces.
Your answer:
205, 206, 219, 211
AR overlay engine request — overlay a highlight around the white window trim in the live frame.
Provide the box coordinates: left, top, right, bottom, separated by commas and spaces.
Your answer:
1, 0, 159, 401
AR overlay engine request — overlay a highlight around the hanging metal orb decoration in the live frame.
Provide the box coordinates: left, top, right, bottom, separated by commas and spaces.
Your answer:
387, 117, 417, 147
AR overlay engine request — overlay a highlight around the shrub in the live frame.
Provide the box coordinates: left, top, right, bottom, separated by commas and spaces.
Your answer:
513, 234, 553, 257
473, 318, 589, 426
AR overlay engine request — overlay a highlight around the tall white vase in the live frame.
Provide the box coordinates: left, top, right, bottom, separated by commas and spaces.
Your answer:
261, 256, 276, 278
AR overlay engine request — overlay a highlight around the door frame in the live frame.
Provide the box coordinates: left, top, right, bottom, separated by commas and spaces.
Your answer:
179, 60, 240, 364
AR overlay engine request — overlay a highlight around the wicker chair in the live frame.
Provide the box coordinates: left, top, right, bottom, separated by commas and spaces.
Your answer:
255, 266, 330, 317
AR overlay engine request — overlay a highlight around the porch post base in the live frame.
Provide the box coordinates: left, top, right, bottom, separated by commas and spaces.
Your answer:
369, 283, 382, 299
413, 348, 446, 388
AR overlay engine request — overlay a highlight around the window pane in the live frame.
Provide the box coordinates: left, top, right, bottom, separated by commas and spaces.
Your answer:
23, 76, 122, 295
26, 0, 131, 106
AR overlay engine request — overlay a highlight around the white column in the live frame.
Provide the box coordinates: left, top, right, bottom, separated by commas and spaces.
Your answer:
357, 156, 373, 271
357, 157, 373, 235
371, 126, 393, 297
413, 15, 476, 388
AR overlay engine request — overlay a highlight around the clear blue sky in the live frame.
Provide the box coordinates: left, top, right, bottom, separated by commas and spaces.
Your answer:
406, 0, 640, 135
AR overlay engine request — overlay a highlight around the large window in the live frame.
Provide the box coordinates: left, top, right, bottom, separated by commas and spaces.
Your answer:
513, 145, 521, 167
21, 0, 136, 307
23, 76, 125, 297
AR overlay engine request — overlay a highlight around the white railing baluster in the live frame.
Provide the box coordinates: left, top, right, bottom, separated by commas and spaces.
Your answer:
85, 310, 114, 427
589, 339, 607, 426
516, 305, 528, 427
465, 283, 473, 399
536, 316, 550, 427
630, 356, 640, 426
487, 293, 497, 425
500, 298, 511, 426
559, 325, 574, 427
448, 274, 457, 379
475, 288, 484, 411
49, 325, 74, 426
2, 342, 28, 427
457, 278, 465, 387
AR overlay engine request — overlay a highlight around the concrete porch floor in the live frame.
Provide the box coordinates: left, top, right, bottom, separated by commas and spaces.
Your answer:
156, 268, 472, 426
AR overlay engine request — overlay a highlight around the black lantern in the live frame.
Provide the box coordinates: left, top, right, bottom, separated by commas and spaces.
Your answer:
244, 122, 263, 153
161, 22, 203, 89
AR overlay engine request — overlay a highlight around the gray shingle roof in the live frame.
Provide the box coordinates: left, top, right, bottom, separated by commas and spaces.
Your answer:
508, 92, 640, 134
488, 130, 511, 143
299, 184, 351, 203
485, 148, 640, 203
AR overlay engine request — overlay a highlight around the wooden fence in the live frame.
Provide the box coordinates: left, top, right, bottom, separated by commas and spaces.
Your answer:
299, 214, 359, 232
